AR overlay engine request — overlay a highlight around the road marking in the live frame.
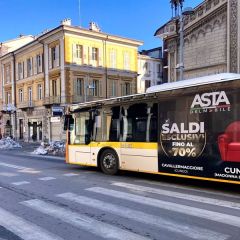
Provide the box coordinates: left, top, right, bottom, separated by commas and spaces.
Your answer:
0, 162, 26, 170
58, 192, 229, 240
0, 172, 18, 177
134, 179, 240, 200
63, 173, 79, 177
18, 169, 41, 174
87, 187, 240, 228
22, 199, 150, 240
0, 207, 63, 240
12, 181, 30, 186
0, 162, 39, 174
39, 177, 56, 181
111, 182, 240, 210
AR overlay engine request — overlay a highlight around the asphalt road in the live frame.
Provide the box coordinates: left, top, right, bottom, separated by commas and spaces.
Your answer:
0, 148, 239, 240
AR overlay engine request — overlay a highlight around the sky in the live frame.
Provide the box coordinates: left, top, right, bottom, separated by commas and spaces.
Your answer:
0, 0, 203, 50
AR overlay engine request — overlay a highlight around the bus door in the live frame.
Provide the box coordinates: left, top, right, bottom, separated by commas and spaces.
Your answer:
120, 103, 158, 172
70, 111, 92, 165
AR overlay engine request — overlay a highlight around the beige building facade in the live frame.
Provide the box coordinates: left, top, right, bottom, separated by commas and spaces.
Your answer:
137, 48, 163, 93
155, 0, 240, 82
0, 20, 143, 141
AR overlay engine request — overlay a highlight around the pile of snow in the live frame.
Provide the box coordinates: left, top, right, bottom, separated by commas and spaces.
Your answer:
0, 137, 22, 149
33, 141, 65, 156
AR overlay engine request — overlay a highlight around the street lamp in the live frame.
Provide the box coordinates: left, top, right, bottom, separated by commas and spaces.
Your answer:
178, 7, 194, 81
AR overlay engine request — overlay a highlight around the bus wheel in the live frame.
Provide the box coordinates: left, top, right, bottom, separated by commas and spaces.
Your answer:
100, 149, 119, 175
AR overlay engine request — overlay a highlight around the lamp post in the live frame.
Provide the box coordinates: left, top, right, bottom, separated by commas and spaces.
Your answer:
178, 7, 194, 81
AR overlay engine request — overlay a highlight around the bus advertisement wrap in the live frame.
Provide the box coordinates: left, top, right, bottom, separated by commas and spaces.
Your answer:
158, 89, 240, 182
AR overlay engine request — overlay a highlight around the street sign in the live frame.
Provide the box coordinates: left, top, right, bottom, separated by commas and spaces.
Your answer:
50, 117, 61, 123
52, 106, 64, 116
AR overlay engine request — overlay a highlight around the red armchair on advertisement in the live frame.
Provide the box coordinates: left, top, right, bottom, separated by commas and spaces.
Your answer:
218, 121, 240, 162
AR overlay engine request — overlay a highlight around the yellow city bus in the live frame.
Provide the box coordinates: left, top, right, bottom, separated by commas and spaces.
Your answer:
64, 73, 240, 184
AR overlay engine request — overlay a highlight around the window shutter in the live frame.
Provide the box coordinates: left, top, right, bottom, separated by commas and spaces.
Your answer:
56, 45, 60, 67
99, 80, 102, 97
89, 47, 92, 65
83, 46, 88, 64
33, 56, 37, 75
49, 47, 52, 69
16, 63, 18, 81
72, 44, 76, 63
40, 54, 43, 73
22, 62, 25, 79
24, 60, 27, 78
98, 48, 103, 67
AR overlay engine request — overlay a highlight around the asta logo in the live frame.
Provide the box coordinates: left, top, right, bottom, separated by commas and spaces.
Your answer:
190, 91, 231, 114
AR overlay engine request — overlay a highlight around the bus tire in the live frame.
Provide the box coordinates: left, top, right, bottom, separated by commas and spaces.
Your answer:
100, 149, 119, 175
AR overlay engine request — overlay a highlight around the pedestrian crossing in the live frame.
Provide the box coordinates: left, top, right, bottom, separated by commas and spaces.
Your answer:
0, 181, 239, 240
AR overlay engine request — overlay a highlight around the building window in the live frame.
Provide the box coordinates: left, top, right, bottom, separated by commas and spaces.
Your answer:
36, 54, 42, 73
111, 80, 117, 97
122, 82, 131, 96
110, 49, 117, 68
145, 80, 151, 91
19, 89, 23, 102
92, 47, 98, 61
28, 87, 32, 102
144, 62, 150, 76
18, 62, 23, 80
52, 47, 56, 61
5, 65, 10, 83
52, 80, 57, 96
27, 58, 32, 77
123, 52, 130, 70
6, 92, 11, 104
37, 84, 42, 100
92, 79, 99, 97
76, 78, 84, 96
50, 45, 59, 68
157, 63, 161, 78
76, 45, 83, 59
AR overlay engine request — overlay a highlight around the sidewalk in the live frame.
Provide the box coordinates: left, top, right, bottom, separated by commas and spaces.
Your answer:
19, 141, 65, 159
20, 141, 40, 153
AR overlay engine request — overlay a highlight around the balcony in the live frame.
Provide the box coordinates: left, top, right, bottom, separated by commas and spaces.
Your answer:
18, 101, 35, 110
43, 96, 61, 106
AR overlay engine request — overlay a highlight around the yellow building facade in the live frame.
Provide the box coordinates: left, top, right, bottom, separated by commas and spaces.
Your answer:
0, 21, 143, 141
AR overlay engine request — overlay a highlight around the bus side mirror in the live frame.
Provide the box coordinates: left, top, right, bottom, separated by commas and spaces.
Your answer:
64, 115, 74, 131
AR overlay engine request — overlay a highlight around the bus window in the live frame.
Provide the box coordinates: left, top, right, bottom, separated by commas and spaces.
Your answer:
120, 103, 157, 142
70, 112, 91, 144
102, 106, 120, 142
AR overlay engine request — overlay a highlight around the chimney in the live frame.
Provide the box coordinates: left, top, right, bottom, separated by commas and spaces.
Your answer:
89, 22, 101, 32
61, 18, 71, 26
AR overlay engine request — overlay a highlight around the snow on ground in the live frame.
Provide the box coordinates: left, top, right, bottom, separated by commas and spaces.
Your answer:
33, 141, 65, 156
0, 137, 22, 149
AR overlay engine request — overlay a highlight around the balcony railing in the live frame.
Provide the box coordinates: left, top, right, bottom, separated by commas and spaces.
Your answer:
67, 95, 104, 104
18, 101, 35, 109
43, 96, 61, 105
